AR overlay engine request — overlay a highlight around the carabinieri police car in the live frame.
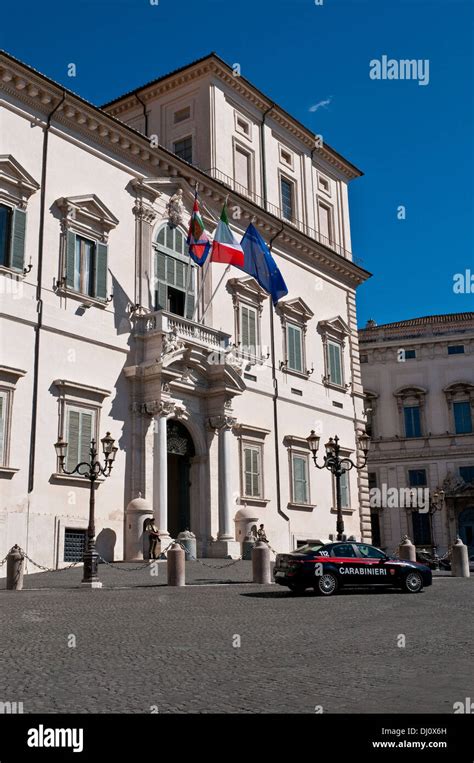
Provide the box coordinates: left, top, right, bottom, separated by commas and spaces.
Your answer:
273, 541, 432, 596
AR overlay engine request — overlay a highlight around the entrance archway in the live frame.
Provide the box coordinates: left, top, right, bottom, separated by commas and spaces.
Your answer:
458, 507, 474, 552
167, 420, 195, 538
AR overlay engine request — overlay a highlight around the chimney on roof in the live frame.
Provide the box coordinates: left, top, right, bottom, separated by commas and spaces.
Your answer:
366, 318, 377, 328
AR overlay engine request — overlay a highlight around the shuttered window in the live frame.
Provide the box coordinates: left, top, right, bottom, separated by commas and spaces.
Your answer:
327, 341, 343, 386
339, 470, 350, 508
404, 405, 422, 438
292, 454, 309, 504
240, 304, 257, 354
65, 407, 96, 472
154, 224, 195, 319
0, 391, 7, 466
66, 232, 108, 300
243, 444, 262, 497
453, 401, 472, 434
287, 324, 303, 372
0, 204, 26, 271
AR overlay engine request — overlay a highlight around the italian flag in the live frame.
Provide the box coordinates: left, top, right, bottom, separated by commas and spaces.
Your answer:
210, 204, 245, 267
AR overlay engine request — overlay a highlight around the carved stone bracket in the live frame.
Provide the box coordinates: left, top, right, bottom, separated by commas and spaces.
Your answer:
132, 200, 157, 225
209, 415, 237, 432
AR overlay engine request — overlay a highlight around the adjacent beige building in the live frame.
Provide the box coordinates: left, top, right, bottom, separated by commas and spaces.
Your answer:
359, 313, 474, 556
0, 51, 372, 572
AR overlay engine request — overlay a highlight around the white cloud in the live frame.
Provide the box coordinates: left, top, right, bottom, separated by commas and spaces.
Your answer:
309, 97, 332, 112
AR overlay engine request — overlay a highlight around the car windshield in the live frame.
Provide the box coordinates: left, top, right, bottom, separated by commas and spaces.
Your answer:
294, 544, 324, 554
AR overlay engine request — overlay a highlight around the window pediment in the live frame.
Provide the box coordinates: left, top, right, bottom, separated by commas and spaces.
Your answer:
394, 385, 427, 398
443, 382, 474, 396
277, 297, 314, 324
56, 194, 119, 241
53, 379, 111, 403
317, 315, 350, 341
0, 155, 39, 208
227, 276, 268, 308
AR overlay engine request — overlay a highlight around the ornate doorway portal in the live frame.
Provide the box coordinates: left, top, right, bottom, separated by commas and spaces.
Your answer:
167, 420, 195, 538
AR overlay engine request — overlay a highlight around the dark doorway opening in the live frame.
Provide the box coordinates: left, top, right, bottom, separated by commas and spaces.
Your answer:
167, 420, 195, 538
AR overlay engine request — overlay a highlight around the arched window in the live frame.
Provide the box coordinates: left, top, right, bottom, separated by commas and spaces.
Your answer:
153, 223, 195, 319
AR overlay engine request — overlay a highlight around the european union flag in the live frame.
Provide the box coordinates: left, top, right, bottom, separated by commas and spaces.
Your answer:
239, 223, 288, 305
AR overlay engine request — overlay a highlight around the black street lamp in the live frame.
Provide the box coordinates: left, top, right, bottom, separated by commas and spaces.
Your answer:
54, 432, 118, 586
307, 431, 370, 541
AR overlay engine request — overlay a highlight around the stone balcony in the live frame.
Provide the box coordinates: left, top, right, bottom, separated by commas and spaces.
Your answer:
133, 309, 231, 362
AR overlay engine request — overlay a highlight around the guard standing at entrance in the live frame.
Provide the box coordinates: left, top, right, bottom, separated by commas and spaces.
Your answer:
146, 519, 161, 560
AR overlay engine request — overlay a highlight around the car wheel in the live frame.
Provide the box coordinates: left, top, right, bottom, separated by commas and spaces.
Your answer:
315, 572, 338, 596
288, 583, 307, 595
403, 571, 424, 593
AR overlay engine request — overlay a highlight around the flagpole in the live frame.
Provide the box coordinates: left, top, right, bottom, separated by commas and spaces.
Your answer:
192, 254, 212, 321
184, 182, 199, 320
200, 264, 230, 324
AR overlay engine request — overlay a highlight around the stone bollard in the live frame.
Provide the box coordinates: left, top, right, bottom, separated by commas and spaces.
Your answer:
242, 538, 254, 561
6, 546, 24, 591
167, 543, 185, 586
252, 540, 271, 584
451, 537, 470, 578
398, 535, 416, 562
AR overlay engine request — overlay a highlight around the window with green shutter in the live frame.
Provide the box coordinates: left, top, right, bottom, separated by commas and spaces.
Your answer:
65, 233, 107, 301
0, 204, 26, 271
243, 444, 262, 497
339, 470, 350, 508
153, 224, 195, 318
65, 407, 96, 472
240, 304, 257, 355
287, 324, 303, 372
292, 454, 308, 504
327, 340, 343, 386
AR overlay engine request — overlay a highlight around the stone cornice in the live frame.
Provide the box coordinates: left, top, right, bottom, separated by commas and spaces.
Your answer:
0, 52, 370, 289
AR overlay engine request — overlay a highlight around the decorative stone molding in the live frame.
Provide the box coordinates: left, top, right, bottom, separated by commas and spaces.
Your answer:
0, 366, 27, 387
56, 194, 119, 243
277, 297, 314, 377
0, 154, 39, 209
227, 276, 268, 313
162, 326, 186, 356
443, 382, 474, 415
52, 379, 111, 403
132, 200, 157, 224
209, 415, 237, 432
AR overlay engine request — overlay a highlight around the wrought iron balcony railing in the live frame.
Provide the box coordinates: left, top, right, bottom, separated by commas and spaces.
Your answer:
203, 167, 359, 262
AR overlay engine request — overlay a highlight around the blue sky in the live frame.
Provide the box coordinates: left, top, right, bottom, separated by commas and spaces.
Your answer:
2, 0, 473, 326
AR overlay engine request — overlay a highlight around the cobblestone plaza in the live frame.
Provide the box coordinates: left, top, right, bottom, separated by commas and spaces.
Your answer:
1, 562, 472, 714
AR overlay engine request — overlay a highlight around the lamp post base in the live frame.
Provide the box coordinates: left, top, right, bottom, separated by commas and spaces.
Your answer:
81, 548, 101, 586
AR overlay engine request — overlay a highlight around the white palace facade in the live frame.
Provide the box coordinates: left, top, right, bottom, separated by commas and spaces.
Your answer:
0, 51, 371, 570
359, 313, 474, 557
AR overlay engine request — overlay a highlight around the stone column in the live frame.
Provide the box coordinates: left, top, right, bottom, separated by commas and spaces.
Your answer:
218, 419, 235, 540
150, 401, 174, 544
208, 415, 240, 559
